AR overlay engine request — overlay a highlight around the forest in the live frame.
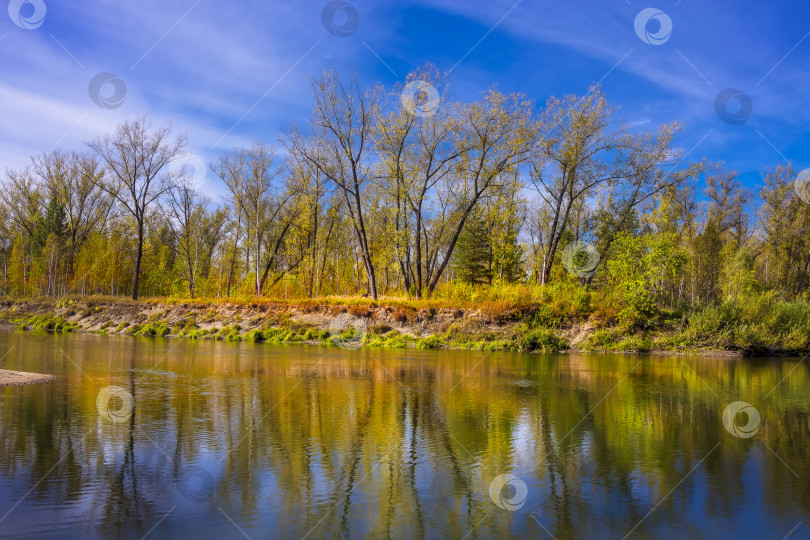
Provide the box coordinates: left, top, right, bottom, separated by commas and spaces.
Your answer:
2, 67, 810, 346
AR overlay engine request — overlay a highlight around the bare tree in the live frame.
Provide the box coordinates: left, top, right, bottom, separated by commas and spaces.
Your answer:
0, 167, 42, 239
214, 144, 294, 296
290, 70, 380, 299
284, 132, 336, 297
31, 150, 113, 277
87, 117, 186, 299
375, 67, 467, 297
161, 182, 225, 298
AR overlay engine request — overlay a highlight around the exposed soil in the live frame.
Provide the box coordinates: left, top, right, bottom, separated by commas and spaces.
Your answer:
0, 298, 757, 356
0, 298, 515, 340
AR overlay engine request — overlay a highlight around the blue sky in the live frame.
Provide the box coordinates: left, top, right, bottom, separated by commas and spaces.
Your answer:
1, 0, 808, 200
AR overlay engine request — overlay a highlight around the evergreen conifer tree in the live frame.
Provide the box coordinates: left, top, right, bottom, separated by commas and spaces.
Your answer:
452, 212, 493, 284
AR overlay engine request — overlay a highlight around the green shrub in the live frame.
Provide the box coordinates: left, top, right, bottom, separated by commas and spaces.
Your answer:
244, 329, 265, 342
526, 304, 560, 328
135, 322, 170, 337
114, 322, 130, 332
519, 328, 567, 352
417, 334, 443, 349
582, 329, 619, 350
614, 335, 651, 352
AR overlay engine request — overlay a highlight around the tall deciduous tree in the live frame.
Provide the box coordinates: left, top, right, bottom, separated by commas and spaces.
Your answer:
291, 71, 380, 299
531, 86, 700, 285
87, 117, 186, 299
31, 150, 112, 278
376, 67, 466, 297
214, 144, 295, 296
424, 88, 533, 293
758, 164, 810, 295
162, 182, 225, 298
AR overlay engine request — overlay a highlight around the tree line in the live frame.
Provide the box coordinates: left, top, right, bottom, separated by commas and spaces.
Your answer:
1, 66, 808, 312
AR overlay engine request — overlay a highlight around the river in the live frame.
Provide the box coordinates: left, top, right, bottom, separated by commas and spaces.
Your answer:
0, 329, 808, 539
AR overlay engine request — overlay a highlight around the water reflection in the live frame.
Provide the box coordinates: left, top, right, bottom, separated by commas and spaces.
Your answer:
0, 330, 808, 539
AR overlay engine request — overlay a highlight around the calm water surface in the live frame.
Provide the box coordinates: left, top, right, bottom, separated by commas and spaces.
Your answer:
0, 329, 808, 539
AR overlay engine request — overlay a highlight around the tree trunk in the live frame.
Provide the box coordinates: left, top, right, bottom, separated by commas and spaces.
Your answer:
187, 259, 195, 299
351, 187, 378, 300
132, 220, 144, 300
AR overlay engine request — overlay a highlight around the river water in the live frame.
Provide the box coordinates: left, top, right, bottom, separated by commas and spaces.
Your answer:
0, 329, 807, 539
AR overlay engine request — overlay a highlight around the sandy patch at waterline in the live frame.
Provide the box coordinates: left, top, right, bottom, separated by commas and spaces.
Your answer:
0, 369, 55, 386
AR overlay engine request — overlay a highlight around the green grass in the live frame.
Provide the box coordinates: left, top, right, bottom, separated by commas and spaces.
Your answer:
13, 314, 78, 334
134, 322, 170, 337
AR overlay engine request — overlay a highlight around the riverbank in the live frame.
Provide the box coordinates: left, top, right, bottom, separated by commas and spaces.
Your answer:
0, 296, 807, 356
0, 369, 55, 386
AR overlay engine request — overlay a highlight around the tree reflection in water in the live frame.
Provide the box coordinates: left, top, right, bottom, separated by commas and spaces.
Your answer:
0, 331, 808, 539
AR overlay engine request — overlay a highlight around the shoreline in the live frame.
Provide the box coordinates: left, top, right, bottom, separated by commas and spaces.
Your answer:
0, 298, 805, 358
0, 322, 752, 358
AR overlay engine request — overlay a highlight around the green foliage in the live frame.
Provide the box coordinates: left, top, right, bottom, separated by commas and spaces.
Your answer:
452, 211, 493, 285
367, 330, 412, 349
492, 226, 524, 283
31, 197, 67, 260
581, 328, 619, 350
417, 334, 443, 349
677, 295, 810, 352
517, 328, 567, 352
243, 329, 265, 342
607, 232, 686, 325
527, 303, 561, 328
15, 314, 77, 333
134, 322, 170, 337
